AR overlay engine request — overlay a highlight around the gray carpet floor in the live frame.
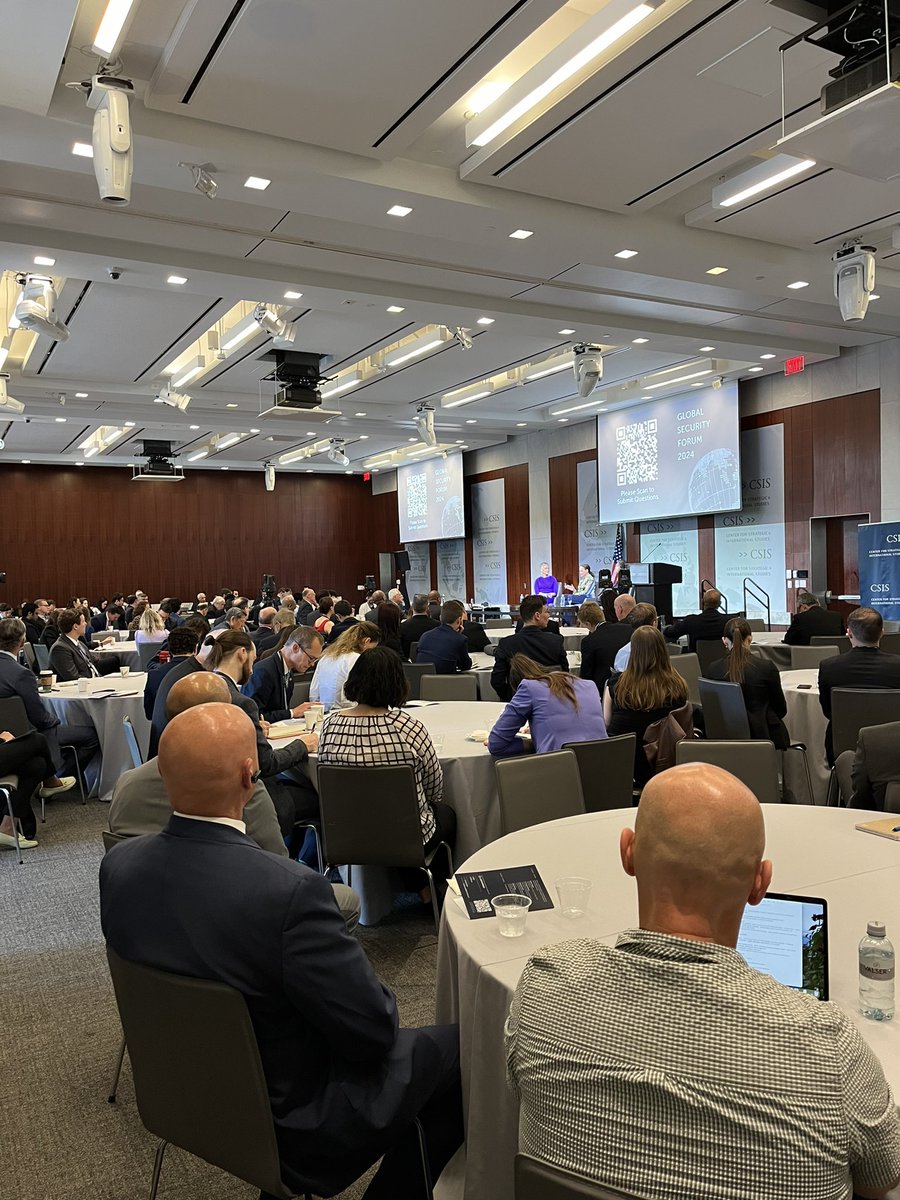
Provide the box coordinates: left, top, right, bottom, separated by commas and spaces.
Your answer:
1, 794, 440, 1199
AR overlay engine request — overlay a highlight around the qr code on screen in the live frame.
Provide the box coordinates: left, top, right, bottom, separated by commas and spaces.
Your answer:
407, 471, 428, 519
473, 899, 492, 914
616, 419, 658, 486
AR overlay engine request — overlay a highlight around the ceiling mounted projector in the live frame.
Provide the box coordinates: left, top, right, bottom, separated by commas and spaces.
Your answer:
133, 438, 184, 482
415, 403, 437, 447
833, 242, 876, 322
0, 374, 25, 414
86, 75, 134, 205
327, 439, 349, 467
572, 343, 604, 397
15, 275, 70, 341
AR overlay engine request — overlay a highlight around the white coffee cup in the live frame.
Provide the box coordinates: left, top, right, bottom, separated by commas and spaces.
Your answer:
119, 665, 130, 678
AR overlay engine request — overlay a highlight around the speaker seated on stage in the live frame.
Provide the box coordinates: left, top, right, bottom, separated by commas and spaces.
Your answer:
663, 589, 729, 653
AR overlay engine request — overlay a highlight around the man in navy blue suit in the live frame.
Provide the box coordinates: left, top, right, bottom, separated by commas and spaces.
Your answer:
100, 703, 462, 1199
243, 625, 324, 721
415, 600, 473, 675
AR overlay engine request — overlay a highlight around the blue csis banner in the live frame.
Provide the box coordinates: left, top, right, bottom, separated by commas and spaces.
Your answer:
858, 522, 900, 618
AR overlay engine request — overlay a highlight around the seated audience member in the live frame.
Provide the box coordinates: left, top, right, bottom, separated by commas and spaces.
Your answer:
845, 720, 900, 810
488, 654, 606, 758
580, 596, 636, 702
605, 626, 690, 788
425, 590, 442, 622
250, 606, 277, 648
598, 588, 619, 624
126, 599, 149, 632
193, 592, 207, 610
507, 762, 900, 1200
311, 621, 380, 711
22, 602, 45, 644
515, 595, 560, 634
259, 612, 302, 660
491, 594, 568, 702
416, 601, 473, 675
135, 606, 168, 647
314, 594, 337, 638
388, 587, 407, 614
358, 589, 386, 620
818, 606, 900, 765
143, 624, 199, 719
39, 608, 61, 649
375, 601, 404, 657
49, 608, 119, 681
576, 600, 604, 633
100, 701, 461, 1200
318, 648, 456, 868
613, 602, 658, 672
461, 606, 490, 654
400, 594, 439, 660
0, 617, 100, 773
783, 590, 845, 646
244, 626, 324, 721
326, 599, 358, 644
205, 594, 226, 625
296, 586, 317, 621
705, 617, 790, 749
533, 562, 558, 603
90, 603, 125, 634
0, 726, 75, 850
197, 606, 248, 663
664, 588, 728, 652
149, 636, 208, 757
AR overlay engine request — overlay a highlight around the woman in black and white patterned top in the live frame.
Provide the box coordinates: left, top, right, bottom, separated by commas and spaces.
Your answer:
318, 647, 456, 858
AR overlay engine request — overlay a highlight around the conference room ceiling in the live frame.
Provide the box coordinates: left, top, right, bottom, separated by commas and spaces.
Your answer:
1, 0, 898, 475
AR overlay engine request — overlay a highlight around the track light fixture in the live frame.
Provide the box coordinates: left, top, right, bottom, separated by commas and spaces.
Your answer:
326, 439, 350, 467
454, 326, 474, 350
180, 161, 218, 199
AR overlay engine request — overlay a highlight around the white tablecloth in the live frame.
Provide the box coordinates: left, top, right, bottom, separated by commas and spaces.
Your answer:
93, 640, 143, 672
487, 627, 587, 647
45, 674, 151, 801
781, 668, 829, 804
436, 806, 900, 1200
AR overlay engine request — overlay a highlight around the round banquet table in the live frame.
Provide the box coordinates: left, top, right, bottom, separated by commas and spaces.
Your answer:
749, 631, 793, 671
45, 673, 151, 801
92, 640, 143, 672
487, 626, 587, 647
435, 806, 900, 1200
780, 668, 830, 804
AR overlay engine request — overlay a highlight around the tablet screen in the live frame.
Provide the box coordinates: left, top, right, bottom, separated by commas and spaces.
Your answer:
737, 893, 828, 1000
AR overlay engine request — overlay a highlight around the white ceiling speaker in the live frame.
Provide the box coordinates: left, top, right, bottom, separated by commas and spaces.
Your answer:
0, 375, 25, 414
833, 242, 876, 322
14, 275, 70, 341
572, 342, 604, 397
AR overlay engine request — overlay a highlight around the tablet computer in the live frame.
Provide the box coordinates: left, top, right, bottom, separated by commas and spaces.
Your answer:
737, 892, 828, 1000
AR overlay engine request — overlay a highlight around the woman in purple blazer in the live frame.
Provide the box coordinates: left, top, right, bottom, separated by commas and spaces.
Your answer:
488, 653, 607, 757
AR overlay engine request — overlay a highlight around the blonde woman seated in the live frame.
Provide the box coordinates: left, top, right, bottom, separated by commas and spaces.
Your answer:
604, 626, 689, 787
310, 620, 380, 711
134, 606, 167, 646
488, 654, 606, 758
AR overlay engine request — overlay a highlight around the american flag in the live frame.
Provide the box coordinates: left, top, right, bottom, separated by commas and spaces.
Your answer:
611, 523, 625, 585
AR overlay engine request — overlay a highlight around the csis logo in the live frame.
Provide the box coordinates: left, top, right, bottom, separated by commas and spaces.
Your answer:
746, 478, 771, 490
871, 583, 891, 593
887, 535, 900, 544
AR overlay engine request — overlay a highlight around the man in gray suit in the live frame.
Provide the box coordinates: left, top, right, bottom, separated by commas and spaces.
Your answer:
842, 721, 900, 811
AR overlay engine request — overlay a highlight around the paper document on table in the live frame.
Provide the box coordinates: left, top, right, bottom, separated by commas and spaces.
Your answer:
455, 864, 554, 919
855, 818, 900, 841
404, 700, 436, 707
268, 719, 307, 740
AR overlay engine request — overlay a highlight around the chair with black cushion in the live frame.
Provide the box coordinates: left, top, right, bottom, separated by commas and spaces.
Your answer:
34, 643, 51, 672
402, 661, 436, 701
697, 679, 750, 740
409, 640, 418, 663
828, 688, 900, 804
562, 735, 637, 811
21, 642, 37, 673
122, 716, 143, 770
671, 652, 701, 706
665, 643, 682, 656
696, 638, 728, 675
138, 641, 162, 671
790, 645, 836, 670
0, 774, 22, 864
106, 947, 307, 1200
291, 677, 311, 705
420, 674, 478, 701
495, 751, 585, 835
675, 739, 780, 805
886, 782, 900, 813
746, 618, 766, 633
484, 619, 509, 629
0, 695, 85, 819
810, 636, 848, 654
881, 632, 900, 655
516, 1154, 641, 1200
101, 829, 130, 1102
317, 764, 452, 931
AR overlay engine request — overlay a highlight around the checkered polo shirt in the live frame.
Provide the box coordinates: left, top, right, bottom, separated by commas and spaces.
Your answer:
506, 929, 900, 1200
317, 708, 441, 843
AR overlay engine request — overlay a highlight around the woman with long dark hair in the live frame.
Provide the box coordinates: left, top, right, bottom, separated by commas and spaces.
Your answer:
488, 654, 606, 757
374, 601, 403, 657
705, 617, 790, 748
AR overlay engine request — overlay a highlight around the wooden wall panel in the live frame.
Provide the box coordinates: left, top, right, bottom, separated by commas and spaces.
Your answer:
548, 449, 595, 583
1, 465, 399, 603
464, 463, 530, 601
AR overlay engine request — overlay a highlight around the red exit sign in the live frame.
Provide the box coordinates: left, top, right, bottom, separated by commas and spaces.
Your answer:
784, 355, 805, 375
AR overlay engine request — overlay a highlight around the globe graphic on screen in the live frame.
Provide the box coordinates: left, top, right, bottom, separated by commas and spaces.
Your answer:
441, 496, 465, 537
688, 448, 740, 513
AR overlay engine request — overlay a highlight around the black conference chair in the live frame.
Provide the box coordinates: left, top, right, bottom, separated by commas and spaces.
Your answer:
101, 830, 131, 1103
696, 679, 749, 740
122, 716, 143, 770
829, 689, 900, 804
0, 772, 22, 864
789, 645, 835, 671
420, 674, 478, 701
881, 632, 900, 655
516, 1154, 641, 1200
34, 643, 51, 672
675, 740, 780, 805
409, 641, 419, 662
671, 652, 701, 706
696, 639, 728, 675
317, 764, 452, 931
810, 636, 849, 655
138, 641, 161, 671
0, 695, 86, 818
21, 642, 37, 674
495, 750, 586, 835
402, 661, 436, 701
562, 735, 637, 811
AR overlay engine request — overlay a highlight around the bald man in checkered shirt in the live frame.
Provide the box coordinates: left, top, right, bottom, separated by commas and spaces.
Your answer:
507, 764, 900, 1200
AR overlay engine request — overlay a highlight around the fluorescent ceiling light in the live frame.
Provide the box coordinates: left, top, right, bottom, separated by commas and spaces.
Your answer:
706, 266, 728, 275
55, 416, 66, 423
787, 280, 809, 289
615, 249, 638, 259
172, 356, 205, 388
284, 290, 303, 300
0, 346, 7, 371
470, 0, 657, 148
221, 315, 258, 350
72, 142, 93, 158
760, 353, 776, 360
188, 449, 209, 462
525, 357, 571, 381
632, 337, 649, 344
387, 205, 412, 217
386, 305, 405, 313
466, 419, 477, 424
551, 397, 606, 416
244, 176, 271, 190
516, 422, 528, 427
559, 328, 576, 335
699, 345, 715, 352
167, 275, 187, 286
644, 369, 712, 390
84, 446, 100, 458
713, 154, 816, 208
216, 434, 241, 450
125, 421, 135, 427
477, 317, 495, 325
75, 392, 89, 398
226, 403, 238, 409
442, 388, 493, 409
385, 326, 451, 367
92, 0, 135, 55
466, 80, 510, 115
509, 229, 533, 239
34, 256, 55, 267
748, 366, 764, 372
320, 372, 363, 400
870, 293, 881, 300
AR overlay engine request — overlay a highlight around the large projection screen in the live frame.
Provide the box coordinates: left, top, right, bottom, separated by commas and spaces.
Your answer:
597, 381, 741, 522
397, 452, 466, 542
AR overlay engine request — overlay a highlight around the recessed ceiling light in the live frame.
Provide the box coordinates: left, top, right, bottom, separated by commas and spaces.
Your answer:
477, 317, 495, 325
244, 176, 271, 190
706, 266, 728, 275
558, 417, 569, 422
72, 142, 93, 158
226, 403, 239, 409
34, 255, 56, 267
345, 469, 353, 474
250, 427, 260, 433
75, 391, 89, 398
189, 424, 199, 430
386, 305, 405, 313
870, 293, 881, 300
284, 290, 303, 300
615, 249, 638, 259
21, 460, 30, 464
167, 275, 188, 285
559, 328, 576, 336
408, 437, 417, 442
699, 345, 715, 352
359, 435, 369, 439
124, 421, 135, 427
55, 417, 66, 423
221, 466, 229, 470
760, 353, 776, 360
632, 337, 649, 344
306, 468, 313, 473
787, 280, 809, 289
76, 461, 84, 466
465, 419, 477, 424
509, 229, 533, 239
516, 422, 528, 427
354, 411, 367, 417
748, 366, 764, 372
387, 204, 412, 217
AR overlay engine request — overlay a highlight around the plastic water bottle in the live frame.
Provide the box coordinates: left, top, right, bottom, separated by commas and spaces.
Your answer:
859, 921, 895, 1021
